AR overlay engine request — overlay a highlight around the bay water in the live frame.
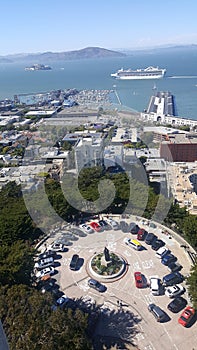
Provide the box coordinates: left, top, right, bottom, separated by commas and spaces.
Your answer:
0, 47, 197, 119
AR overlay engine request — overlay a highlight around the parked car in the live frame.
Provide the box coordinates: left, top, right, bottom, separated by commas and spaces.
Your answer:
168, 262, 182, 273
167, 297, 187, 313
145, 232, 157, 245
88, 279, 106, 292
156, 247, 170, 259
119, 221, 130, 233
52, 295, 70, 311
34, 257, 54, 270
40, 280, 59, 294
98, 219, 111, 230
106, 218, 119, 230
69, 254, 79, 271
124, 237, 142, 251
36, 266, 55, 279
163, 272, 184, 286
165, 284, 185, 298
38, 250, 57, 259
79, 223, 94, 234
178, 306, 195, 327
149, 276, 161, 296
161, 254, 177, 266
134, 272, 143, 288
148, 303, 167, 322
48, 242, 65, 252
129, 222, 139, 234
89, 221, 101, 232
137, 228, 147, 241
149, 222, 157, 229
151, 239, 165, 251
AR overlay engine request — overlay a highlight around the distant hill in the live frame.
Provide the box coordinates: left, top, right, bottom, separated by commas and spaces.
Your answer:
118, 44, 197, 55
1, 47, 126, 63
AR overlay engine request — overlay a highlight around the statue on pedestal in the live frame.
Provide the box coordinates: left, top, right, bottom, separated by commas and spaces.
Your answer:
104, 246, 110, 262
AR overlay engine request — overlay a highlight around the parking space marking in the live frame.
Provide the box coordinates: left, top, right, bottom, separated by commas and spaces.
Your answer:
135, 333, 145, 341
141, 260, 154, 269
144, 294, 154, 305
107, 242, 117, 250
61, 257, 69, 266
77, 279, 89, 292
71, 247, 81, 253
144, 344, 155, 350
124, 249, 132, 257
106, 233, 116, 242
133, 261, 141, 270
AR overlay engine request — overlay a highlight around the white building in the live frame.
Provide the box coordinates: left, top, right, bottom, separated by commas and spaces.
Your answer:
104, 145, 124, 169
74, 135, 104, 173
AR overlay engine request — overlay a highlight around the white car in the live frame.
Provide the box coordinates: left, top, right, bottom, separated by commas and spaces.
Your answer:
34, 257, 54, 270
79, 223, 94, 234
36, 266, 55, 279
149, 276, 160, 296
156, 247, 170, 259
165, 284, 185, 298
106, 218, 119, 230
48, 242, 64, 252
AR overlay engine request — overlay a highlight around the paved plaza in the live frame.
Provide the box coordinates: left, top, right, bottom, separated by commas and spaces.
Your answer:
39, 216, 197, 350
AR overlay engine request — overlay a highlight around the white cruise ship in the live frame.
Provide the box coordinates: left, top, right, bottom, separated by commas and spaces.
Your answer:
111, 66, 166, 80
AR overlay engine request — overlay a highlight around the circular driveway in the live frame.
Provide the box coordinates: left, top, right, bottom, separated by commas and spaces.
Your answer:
40, 216, 197, 350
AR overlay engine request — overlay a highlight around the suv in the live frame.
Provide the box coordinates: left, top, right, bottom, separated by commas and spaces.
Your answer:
148, 303, 167, 322
35, 257, 54, 270
167, 296, 187, 313
69, 254, 79, 271
151, 239, 165, 251
163, 272, 184, 286
161, 254, 177, 266
119, 221, 130, 233
145, 232, 156, 245
168, 262, 182, 272
130, 222, 139, 234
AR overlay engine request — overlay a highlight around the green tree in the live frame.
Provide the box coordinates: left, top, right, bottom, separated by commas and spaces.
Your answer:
186, 263, 197, 308
0, 285, 92, 350
183, 215, 197, 249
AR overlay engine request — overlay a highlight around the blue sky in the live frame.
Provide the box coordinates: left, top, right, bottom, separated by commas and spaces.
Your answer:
1, 0, 197, 55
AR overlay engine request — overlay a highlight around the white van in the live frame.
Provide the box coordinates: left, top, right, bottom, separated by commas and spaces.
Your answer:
124, 237, 142, 251
149, 276, 160, 296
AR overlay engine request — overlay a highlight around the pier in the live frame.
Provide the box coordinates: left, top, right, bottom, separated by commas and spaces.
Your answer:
113, 86, 122, 105
146, 91, 175, 117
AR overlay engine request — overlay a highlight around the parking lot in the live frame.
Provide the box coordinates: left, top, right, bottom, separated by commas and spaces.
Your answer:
38, 216, 197, 350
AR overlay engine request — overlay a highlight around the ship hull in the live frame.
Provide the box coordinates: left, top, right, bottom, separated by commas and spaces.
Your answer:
111, 74, 164, 80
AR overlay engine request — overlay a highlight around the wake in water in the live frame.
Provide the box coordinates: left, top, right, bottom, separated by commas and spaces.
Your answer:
168, 75, 197, 79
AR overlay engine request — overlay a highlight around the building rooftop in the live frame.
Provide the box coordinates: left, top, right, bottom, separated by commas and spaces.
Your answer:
162, 133, 197, 144
167, 162, 197, 214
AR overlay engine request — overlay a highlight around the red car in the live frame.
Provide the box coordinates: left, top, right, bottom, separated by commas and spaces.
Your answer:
89, 221, 101, 232
178, 306, 195, 327
134, 272, 143, 288
137, 228, 147, 241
